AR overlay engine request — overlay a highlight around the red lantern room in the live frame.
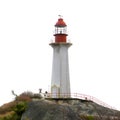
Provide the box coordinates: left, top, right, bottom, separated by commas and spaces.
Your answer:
54, 17, 68, 43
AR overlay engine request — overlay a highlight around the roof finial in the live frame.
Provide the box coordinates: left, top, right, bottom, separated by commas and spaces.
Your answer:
58, 15, 63, 18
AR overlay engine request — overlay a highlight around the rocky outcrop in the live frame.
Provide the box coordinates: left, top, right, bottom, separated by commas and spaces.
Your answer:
21, 98, 120, 120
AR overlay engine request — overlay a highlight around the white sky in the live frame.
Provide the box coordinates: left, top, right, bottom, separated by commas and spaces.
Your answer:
0, 0, 120, 110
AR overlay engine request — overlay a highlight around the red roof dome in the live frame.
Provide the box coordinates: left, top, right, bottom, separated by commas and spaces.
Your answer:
55, 18, 67, 27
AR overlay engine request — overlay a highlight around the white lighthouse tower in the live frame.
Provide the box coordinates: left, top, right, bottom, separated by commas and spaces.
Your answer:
50, 17, 72, 98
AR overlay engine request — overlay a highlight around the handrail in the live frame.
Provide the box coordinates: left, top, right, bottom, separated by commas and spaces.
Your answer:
47, 93, 116, 110
72, 93, 116, 110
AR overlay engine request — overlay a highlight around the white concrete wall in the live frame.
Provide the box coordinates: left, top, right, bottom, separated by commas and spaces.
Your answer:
50, 43, 72, 98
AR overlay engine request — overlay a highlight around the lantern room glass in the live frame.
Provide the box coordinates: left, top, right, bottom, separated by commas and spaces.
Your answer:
55, 26, 67, 34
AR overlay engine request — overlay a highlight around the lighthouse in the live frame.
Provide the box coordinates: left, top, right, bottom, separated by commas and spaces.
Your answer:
49, 17, 72, 98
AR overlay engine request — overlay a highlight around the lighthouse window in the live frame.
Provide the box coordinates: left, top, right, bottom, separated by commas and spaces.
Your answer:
55, 27, 67, 34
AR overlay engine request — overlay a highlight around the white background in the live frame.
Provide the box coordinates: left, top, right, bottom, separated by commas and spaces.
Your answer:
0, 0, 120, 110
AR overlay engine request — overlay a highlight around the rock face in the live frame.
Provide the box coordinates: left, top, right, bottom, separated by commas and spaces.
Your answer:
21, 98, 120, 120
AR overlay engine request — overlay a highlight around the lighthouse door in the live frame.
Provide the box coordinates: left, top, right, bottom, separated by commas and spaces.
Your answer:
51, 86, 60, 98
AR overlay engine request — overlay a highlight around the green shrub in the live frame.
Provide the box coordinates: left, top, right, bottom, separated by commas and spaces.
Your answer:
13, 101, 27, 119
87, 115, 94, 120
0, 101, 28, 120
0, 111, 15, 120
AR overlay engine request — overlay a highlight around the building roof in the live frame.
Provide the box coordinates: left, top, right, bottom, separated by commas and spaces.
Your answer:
55, 18, 67, 27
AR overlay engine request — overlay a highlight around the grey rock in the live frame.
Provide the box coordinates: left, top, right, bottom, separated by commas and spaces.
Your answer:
21, 98, 120, 120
